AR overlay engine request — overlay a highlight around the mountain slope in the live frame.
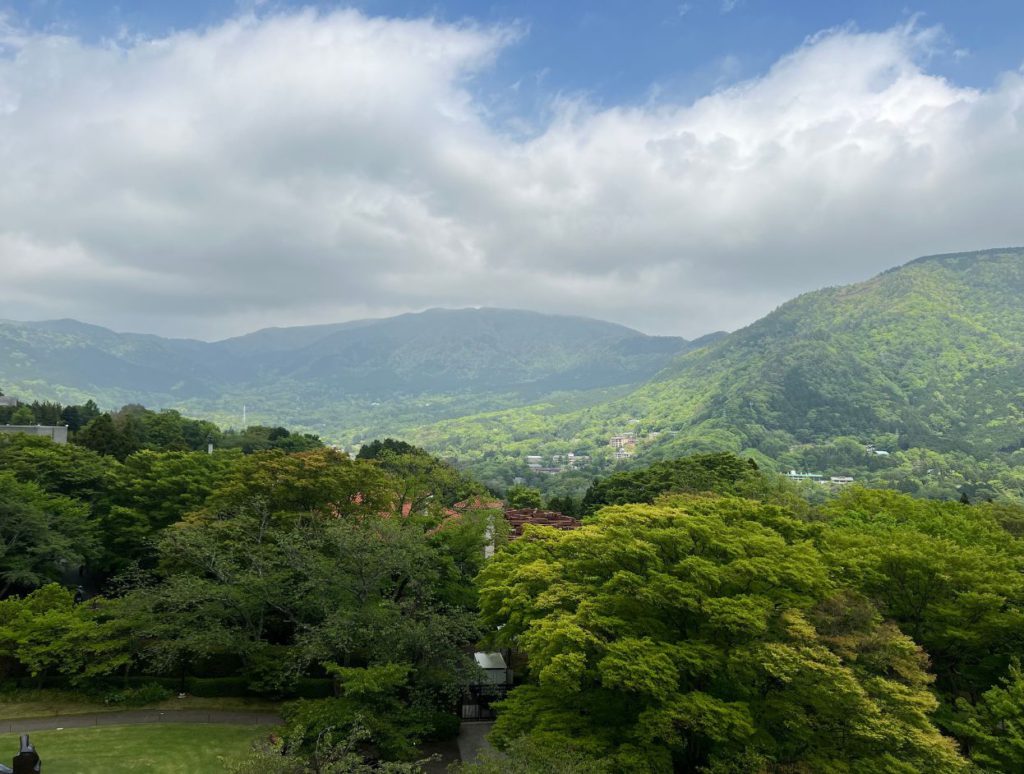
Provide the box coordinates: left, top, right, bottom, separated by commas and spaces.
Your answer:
413, 248, 1024, 498
214, 308, 691, 395
0, 308, 696, 429
637, 247, 1024, 456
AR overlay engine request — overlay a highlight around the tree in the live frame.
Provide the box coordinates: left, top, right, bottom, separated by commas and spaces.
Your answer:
949, 659, 1024, 772
0, 433, 116, 503
819, 488, 1024, 704
196, 447, 391, 519
75, 413, 128, 458
61, 399, 101, 432
477, 495, 968, 772
579, 452, 794, 514
113, 447, 486, 759
100, 449, 241, 571
505, 485, 541, 509
10, 406, 35, 425
0, 473, 98, 597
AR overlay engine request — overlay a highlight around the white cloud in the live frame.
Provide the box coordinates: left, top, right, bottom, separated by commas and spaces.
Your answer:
0, 12, 1021, 339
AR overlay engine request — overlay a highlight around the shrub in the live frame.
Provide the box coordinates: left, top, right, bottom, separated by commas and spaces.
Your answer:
100, 681, 174, 706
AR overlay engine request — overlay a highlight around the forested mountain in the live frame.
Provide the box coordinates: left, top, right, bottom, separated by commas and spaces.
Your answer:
0, 308, 697, 434
6, 249, 1024, 500
414, 248, 1024, 500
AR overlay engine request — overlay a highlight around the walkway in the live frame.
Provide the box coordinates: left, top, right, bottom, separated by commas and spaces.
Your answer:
0, 709, 282, 734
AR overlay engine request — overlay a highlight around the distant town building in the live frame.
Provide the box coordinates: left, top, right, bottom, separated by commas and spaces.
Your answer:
0, 425, 68, 444
614, 447, 633, 460
0, 396, 18, 407
829, 476, 855, 485
609, 433, 636, 450
785, 470, 823, 482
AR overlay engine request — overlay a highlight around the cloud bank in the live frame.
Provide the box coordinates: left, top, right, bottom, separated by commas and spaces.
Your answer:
0, 11, 1021, 338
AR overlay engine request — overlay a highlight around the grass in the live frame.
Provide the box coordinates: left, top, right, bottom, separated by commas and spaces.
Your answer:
0, 690, 280, 721
0, 724, 262, 773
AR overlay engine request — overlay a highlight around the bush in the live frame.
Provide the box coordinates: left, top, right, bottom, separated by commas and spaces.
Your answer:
100, 682, 174, 706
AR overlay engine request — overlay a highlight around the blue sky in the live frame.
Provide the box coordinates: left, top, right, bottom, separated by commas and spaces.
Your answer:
0, 1, 1022, 337
6, 0, 1021, 102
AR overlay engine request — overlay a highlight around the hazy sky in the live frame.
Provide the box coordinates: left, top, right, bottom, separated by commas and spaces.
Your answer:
0, 1, 1022, 339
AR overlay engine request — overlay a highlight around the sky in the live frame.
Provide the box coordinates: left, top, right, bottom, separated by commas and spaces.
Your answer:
0, 1, 1022, 340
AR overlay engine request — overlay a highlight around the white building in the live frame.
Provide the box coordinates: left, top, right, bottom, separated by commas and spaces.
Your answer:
0, 425, 68, 444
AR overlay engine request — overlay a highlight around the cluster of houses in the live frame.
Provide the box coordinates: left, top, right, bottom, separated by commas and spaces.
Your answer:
607, 429, 664, 460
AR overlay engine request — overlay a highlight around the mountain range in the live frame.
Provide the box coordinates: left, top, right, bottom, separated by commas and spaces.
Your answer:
3, 247, 1023, 500
0, 308, 713, 436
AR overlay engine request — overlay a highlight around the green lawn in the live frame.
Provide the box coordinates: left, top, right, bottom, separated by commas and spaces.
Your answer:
0, 724, 262, 773
0, 690, 280, 720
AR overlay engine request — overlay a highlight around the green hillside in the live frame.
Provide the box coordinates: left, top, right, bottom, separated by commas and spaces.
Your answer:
0, 308, 697, 441
412, 248, 1024, 500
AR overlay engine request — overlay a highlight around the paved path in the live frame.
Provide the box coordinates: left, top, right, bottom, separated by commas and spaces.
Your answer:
455, 721, 494, 765
0, 709, 282, 734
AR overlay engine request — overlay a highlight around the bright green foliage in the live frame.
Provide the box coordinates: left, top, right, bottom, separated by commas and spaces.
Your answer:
10, 406, 35, 424
505, 485, 542, 509
580, 452, 792, 513
0, 433, 116, 503
0, 585, 83, 679
478, 495, 968, 772
948, 659, 1024, 771
0, 584, 142, 685
818, 487, 1024, 703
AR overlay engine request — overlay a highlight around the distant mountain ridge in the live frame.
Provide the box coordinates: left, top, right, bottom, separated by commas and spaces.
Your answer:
0, 308, 703, 424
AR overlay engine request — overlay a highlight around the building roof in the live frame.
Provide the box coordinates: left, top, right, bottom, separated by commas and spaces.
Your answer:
504, 508, 582, 540
474, 652, 507, 670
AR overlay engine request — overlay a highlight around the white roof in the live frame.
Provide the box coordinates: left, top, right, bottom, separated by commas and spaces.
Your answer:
474, 651, 507, 670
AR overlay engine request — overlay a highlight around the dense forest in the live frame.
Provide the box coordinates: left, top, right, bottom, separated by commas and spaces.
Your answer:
1, 396, 1023, 771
